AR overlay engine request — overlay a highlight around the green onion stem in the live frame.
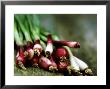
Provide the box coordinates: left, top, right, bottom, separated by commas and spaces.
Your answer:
14, 21, 23, 46
40, 40, 46, 50
27, 15, 40, 41
15, 15, 32, 42
40, 34, 47, 42
32, 15, 40, 39
18, 26, 24, 44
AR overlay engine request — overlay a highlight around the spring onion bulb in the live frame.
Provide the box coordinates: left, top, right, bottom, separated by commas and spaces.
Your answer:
45, 34, 53, 58
32, 55, 39, 67
57, 61, 70, 72
24, 41, 34, 60
54, 47, 69, 61
38, 56, 52, 70
64, 46, 82, 75
38, 55, 58, 72
73, 56, 88, 70
33, 39, 43, 56
48, 56, 58, 72
14, 20, 26, 70
16, 46, 26, 70
73, 56, 93, 75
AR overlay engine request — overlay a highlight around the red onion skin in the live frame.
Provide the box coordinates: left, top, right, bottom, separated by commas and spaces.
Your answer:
38, 56, 52, 70
54, 47, 69, 61
25, 55, 39, 67
16, 47, 25, 65
47, 34, 53, 44
49, 56, 57, 68
45, 34, 53, 58
33, 39, 42, 53
26, 48, 34, 60
57, 61, 70, 72
53, 41, 80, 48
32, 55, 39, 65
38, 55, 57, 70
24, 41, 34, 60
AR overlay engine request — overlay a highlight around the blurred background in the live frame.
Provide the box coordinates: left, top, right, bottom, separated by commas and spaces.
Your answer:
14, 14, 97, 76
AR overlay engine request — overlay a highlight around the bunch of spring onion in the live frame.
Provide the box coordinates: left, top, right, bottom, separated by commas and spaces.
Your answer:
40, 31, 93, 76
14, 14, 93, 76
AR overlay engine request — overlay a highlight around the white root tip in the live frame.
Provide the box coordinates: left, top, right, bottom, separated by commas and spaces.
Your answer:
45, 43, 53, 55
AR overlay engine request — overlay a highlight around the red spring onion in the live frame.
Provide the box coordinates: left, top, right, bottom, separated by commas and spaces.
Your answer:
26, 15, 43, 56
64, 46, 81, 75
14, 20, 26, 70
16, 47, 26, 70
54, 47, 69, 61
33, 39, 43, 56
24, 41, 34, 60
38, 56, 58, 72
57, 61, 70, 72
15, 15, 36, 60
38, 56, 52, 70
51, 35, 83, 75
53, 41, 80, 48
49, 56, 58, 72
45, 34, 53, 58
47, 34, 82, 75
32, 55, 39, 67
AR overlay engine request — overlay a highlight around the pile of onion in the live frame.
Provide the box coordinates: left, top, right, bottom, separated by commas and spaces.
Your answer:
14, 14, 93, 76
